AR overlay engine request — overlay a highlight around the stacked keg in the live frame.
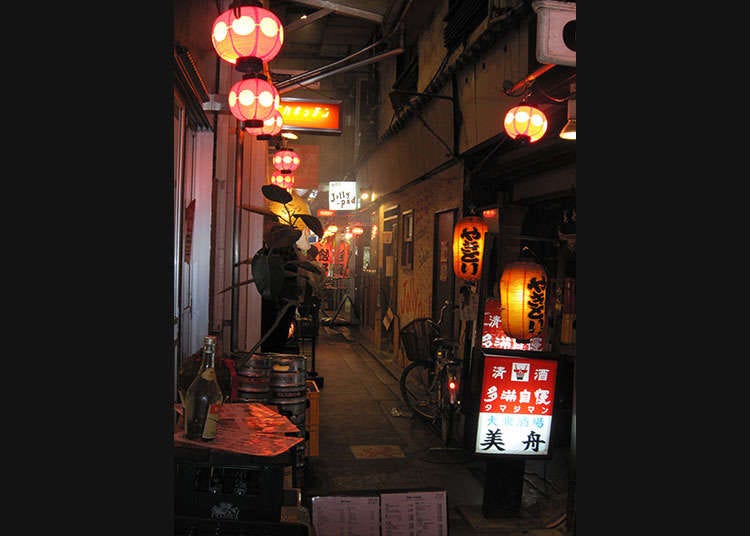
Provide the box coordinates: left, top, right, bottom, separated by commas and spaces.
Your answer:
235, 352, 309, 487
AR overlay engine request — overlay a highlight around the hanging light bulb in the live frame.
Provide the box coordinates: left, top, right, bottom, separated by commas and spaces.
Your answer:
504, 104, 548, 143
559, 82, 576, 140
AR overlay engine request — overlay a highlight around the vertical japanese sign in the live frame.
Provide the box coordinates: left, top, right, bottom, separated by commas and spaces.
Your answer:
474, 353, 558, 457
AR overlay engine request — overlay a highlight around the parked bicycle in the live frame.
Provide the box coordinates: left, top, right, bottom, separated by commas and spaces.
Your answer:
398, 301, 462, 446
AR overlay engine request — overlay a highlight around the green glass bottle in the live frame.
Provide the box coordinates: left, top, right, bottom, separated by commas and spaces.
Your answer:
184, 336, 223, 440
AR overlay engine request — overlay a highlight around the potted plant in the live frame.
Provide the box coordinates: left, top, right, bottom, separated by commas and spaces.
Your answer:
220, 184, 325, 367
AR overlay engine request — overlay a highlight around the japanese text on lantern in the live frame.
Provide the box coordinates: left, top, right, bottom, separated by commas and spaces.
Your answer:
459, 226, 482, 277
526, 276, 547, 336
474, 354, 557, 456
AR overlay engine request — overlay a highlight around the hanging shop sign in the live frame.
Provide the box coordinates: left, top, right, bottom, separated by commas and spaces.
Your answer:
328, 181, 357, 211
279, 98, 342, 135
474, 350, 559, 458
452, 215, 488, 282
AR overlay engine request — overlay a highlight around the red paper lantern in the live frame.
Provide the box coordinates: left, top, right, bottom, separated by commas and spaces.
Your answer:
272, 148, 301, 173
503, 105, 548, 143
211, 4, 284, 65
228, 76, 279, 126
452, 215, 487, 282
270, 171, 294, 190
498, 259, 548, 342
245, 109, 283, 139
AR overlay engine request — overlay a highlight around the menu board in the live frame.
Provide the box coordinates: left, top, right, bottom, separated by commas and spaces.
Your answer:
311, 490, 447, 536
474, 352, 558, 458
380, 491, 447, 536
311, 496, 380, 536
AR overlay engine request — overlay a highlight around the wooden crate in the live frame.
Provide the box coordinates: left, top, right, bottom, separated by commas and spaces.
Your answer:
305, 379, 320, 457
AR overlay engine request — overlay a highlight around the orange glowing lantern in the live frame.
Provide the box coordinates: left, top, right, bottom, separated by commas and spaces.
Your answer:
452, 215, 487, 281
498, 259, 548, 342
211, 2, 284, 67
503, 105, 548, 143
245, 109, 283, 139
270, 171, 294, 190
272, 148, 301, 173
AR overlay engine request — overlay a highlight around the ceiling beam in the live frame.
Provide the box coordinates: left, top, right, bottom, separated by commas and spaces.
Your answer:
285, 8, 333, 32
287, 0, 383, 23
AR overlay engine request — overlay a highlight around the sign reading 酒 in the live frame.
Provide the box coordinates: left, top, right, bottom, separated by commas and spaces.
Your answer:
279, 98, 342, 134
328, 181, 357, 211
474, 353, 558, 457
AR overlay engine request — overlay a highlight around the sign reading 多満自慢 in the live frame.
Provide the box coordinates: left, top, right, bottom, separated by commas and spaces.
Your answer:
474, 352, 558, 457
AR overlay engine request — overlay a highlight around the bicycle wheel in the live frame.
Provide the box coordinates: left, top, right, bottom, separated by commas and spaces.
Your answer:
400, 360, 439, 421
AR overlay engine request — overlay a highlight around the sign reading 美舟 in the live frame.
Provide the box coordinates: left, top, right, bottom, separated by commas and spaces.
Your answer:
279, 98, 342, 135
328, 181, 357, 211
474, 351, 558, 457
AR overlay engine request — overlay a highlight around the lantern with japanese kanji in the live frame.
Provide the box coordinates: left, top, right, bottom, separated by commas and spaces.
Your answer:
211, 2, 284, 67
503, 105, 548, 143
452, 215, 487, 281
272, 148, 301, 173
228, 76, 279, 126
498, 259, 548, 342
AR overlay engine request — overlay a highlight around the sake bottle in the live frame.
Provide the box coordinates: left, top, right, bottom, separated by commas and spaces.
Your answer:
184, 336, 223, 440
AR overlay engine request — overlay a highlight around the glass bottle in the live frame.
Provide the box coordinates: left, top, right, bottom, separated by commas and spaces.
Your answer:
184, 335, 223, 440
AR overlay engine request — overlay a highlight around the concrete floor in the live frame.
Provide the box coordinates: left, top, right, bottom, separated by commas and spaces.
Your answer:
298, 324, 571, 535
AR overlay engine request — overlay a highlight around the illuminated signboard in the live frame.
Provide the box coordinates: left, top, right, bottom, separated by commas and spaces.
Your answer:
279, 98, 342, 135
328, 181, 357, 211
474, 350, 558, 458
317, 209, 335, 217
481, 298, 543, 352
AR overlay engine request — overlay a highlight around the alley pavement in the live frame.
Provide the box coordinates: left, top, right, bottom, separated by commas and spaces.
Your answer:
298, 322, 571, 535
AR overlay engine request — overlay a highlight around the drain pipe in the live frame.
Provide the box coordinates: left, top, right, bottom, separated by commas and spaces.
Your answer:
209, 54, 221, 339
230, 125, 244, 353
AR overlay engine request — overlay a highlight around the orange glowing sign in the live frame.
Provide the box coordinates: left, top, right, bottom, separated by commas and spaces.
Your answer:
279, 98, 342, 134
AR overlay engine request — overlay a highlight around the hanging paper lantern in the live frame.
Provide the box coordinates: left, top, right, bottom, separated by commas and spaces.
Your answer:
272, 148, 301, 173
270, 171, 294, 190
228, 76, 279, 126
245, 109, 283, 139
211, 3, 284, 65
498, 259, 548, 342
503, 105, 548, 143
452, 215, 487, 282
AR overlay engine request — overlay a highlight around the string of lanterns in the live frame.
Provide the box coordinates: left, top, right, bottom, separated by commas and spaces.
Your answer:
211, 1, 303, 191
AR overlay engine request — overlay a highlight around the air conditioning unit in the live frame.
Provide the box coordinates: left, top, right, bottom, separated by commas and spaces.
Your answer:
532, 1, 576, 67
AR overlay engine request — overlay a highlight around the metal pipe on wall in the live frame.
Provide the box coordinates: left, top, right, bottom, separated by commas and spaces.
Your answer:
230, 125, 244, 353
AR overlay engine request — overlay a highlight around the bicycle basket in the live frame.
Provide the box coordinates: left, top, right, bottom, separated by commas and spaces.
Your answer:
399, 318, 439, 362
